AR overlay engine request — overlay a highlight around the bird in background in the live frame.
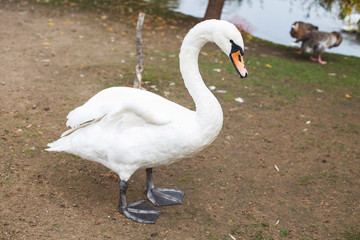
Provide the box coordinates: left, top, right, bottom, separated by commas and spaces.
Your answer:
290, 21, 342, 64
296, 30, 342, 64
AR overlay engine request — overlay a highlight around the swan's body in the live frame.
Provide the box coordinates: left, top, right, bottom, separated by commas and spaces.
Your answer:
296, 31, 342, 64
47, 20, 247, 223
48, 87, 217, 181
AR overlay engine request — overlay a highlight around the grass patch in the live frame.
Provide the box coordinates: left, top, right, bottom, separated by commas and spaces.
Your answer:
341, 227, 360, 240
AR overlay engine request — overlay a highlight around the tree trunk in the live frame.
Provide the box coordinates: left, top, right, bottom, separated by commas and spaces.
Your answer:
203, 0, 225, 20
134, 12, 145, 89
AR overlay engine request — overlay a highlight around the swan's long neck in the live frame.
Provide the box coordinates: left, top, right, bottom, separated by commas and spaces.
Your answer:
179, 22, 223, 136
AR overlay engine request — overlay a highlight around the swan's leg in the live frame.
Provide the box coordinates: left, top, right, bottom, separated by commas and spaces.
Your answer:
118, 180, 160, 224
145, 168, 185, 206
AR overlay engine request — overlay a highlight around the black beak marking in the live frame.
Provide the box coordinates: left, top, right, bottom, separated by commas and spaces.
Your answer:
230, 40, 244, 56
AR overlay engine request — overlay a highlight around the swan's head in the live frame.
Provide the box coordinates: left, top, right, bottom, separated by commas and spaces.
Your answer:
212, 20, 248, 78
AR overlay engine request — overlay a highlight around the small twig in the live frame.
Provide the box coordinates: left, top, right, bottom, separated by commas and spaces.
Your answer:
134, 12, 145, 89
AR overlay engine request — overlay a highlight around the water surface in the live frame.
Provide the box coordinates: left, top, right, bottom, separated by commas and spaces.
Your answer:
153, 0, 360, 57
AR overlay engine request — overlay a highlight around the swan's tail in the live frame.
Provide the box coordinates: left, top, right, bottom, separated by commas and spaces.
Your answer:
46, 138, 68, 152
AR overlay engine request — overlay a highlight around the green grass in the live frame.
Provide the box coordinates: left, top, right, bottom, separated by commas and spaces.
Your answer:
341, 227, 360, 240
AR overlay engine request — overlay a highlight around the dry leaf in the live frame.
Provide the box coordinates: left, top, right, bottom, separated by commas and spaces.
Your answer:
42, 42, 52, 46
246, 34, 253, 40
345, 94, 351, 98
107, 27, 113, 32
265, 64, 272, 68
48, 22, 55, 27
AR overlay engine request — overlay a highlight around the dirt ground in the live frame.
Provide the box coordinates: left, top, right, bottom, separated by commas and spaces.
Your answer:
0, 2, 359, 240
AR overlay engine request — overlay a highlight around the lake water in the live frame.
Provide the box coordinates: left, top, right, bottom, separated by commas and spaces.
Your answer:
152, 0, 360, 57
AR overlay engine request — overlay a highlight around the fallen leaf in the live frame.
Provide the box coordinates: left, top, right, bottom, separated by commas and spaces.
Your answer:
48, 22, 55, 27
246, 34, 253, 40
107, 27, 113, 32
345, 94, 351, 98
42, 42, 52, 46
265, 64, 272, 68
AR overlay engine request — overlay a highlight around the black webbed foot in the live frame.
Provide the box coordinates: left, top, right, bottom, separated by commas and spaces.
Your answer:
147, 187, 184, 206
119, 180, 160, 224
122, 200, 160, 224
145, 168, 185, 207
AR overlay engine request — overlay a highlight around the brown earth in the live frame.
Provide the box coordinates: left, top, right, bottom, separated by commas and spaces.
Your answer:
0, 2, 359, 240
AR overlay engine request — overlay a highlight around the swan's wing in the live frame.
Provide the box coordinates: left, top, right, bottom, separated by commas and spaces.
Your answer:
66, 87, 126, 128
65, 87, 173, 128
61, 100, 177, 137
61, 116, 104, 137
62, 87, 183, 138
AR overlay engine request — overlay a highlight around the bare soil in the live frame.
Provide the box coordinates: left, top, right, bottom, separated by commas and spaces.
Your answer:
0, 2, 359, 240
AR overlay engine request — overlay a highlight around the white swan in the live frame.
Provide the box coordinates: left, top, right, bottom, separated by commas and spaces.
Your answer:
47, 19, 248, 224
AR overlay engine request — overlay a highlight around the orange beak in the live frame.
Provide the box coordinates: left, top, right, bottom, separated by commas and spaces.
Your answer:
230, 51, 248, 78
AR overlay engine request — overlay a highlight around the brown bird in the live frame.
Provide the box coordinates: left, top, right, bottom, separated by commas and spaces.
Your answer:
296, 31, 342, 64
290, 21, 318, 40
